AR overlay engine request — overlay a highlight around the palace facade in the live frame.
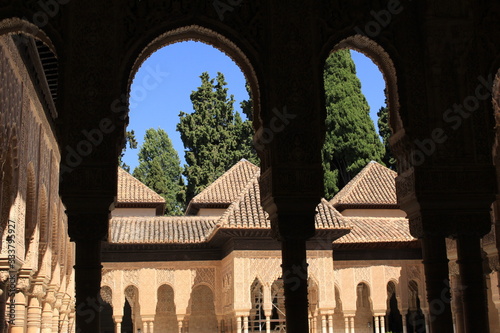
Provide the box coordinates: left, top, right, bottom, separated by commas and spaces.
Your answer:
1, 1, 500, 332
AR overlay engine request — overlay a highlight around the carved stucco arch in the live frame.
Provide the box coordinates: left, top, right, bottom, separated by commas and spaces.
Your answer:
100, 285, 113, 307
0, 17, 57, 56
124, 24, 262, 129
329, 35, 403, 135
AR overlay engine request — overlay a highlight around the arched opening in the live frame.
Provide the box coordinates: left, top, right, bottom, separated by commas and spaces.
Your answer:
123, 285, 140, 333
355, 282, 373, 333
307, 278, 319, 332
387, 281, 403, 333
270, 278, 286, 331
125, 25, 261, 130
407, 280, 426, 333
188, 284, 218, 332
99, 286, 114, 333
322, 35, 400, 200
333, 285, 345, 332
154, 284, 177, 333
122, 298, 134, 333
249, 278, 265, 331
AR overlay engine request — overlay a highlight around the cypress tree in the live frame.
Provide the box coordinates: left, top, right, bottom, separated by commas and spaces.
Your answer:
133, 128, 185, 215
377, 103, 396, 169
177, 72, 257, 202
322, 49, 385, 199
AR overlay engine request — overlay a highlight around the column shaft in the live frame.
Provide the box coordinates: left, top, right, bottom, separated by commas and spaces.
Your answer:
451, 275, 465, 333
266, 316, 270, 333
10, 292, 26, 333
281, 239, 309, 333
344, 317, 349, 333
402, 313, 407, 333
27, 297, 42, 333
322, 315, 327, 333
349, 317, 354, 333
456, 235, 490, 333
421, 235, 454, 332
380, 316, 386, 333
75, 240, 102, 333
375, 316, 380, 333
328, 315, 333, 333
41, 302, 53, 333
243, 316, 249, 333
237, 316, 242, 333
52, 308, 59, 333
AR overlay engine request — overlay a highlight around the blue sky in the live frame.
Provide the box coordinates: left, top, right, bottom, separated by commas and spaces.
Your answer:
123, 41, 385, 171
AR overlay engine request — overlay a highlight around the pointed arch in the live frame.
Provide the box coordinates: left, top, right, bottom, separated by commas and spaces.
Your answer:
122, 24, 262, 130
154, 284, 177, 333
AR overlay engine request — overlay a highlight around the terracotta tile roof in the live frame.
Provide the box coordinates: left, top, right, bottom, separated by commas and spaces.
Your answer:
186, 159, 260, 213
117, 167, 165, 205
109, 216, 217, 244
334, 216, 415, 245
331, 161, 397, 209
214, 176, 349, 230
111, 161, 414, 247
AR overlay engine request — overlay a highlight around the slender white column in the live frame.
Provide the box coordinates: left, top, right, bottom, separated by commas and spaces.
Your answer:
177, 320, 183, 333
344, 317, 349, 333
380, 316, 386, 333
328, 315, 333, 333
115, 322, 121, 333
349, 317, 355, 333
266, 316, 271, 333
149, 321, 154, 333
237, 316, 242, 333
375, 316, 380, 333
402, 312, 407, 333
322, 315, 327, 333
243, 316, 249, 333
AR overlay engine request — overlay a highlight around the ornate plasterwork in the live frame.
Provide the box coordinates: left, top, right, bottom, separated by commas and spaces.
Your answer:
123, 269, 139, 288
354, 267, 372, 286
156, 269, 175, 287
193, 268, 215, 290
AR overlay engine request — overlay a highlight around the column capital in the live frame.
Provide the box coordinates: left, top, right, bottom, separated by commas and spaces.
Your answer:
67, 211, 110, 243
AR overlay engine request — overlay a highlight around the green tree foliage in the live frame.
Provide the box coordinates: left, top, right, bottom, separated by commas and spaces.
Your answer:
238, 81, 259, 165
133, 128, 185, 215
322, 49, 385, 199
119, 130, 138, 172
377, 103, 397, 169
177, 72, 257, 202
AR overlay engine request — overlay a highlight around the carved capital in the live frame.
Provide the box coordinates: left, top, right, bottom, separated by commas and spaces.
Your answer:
67, 212, 109, 242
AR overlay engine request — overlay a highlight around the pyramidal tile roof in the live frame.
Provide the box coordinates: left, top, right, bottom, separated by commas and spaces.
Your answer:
186, 159, 260, 213
213, 175, 349, 230
117, 167, 166, 205
110, 216, 218, 244
333, 216, 416, 245
330, 161, 398, 209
